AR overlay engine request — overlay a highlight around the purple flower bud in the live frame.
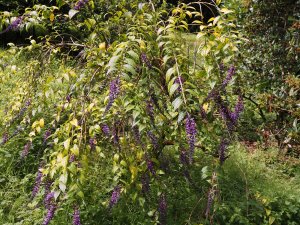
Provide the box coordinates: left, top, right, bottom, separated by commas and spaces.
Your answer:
133, 126, 142, 146
185, 115, 197, 163
219, 62, 224, 72
69, 154, 76, 163
32, 166, 43, 198
141, 53, 152, 69
230, 95, 244, 124
158, 194, 167, 225
218, 138, 229, 165
222, 65, 235, 87
199, 105, 207, 119
42, 203, 56, 225
1, 132, 9, 145
8, 17, 23, 31
74, 0, 89, 10
146, 158, 156, 175
21, 141, 32, 158
44, 192, 55, 209
174, 76, 184, 92
105, 77, 120, 113
101, 124, 110, 136
66, 95, 71, 103
147, 131, 158, 149
205, 189, 214, 218
89, 137, 96, 151
109, 185, 121, 209
43, 129, 51, 145
146, 99, 154, 122
180, 149, 189, 165
73, 207, 82, 225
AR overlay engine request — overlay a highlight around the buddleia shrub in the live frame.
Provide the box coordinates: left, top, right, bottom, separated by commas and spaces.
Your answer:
0, 1, 246, 224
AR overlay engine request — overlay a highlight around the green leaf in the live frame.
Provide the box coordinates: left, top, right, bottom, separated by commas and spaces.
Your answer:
269, 216, 275, 225
169, 83, 179, 96
172, 97, 183, 111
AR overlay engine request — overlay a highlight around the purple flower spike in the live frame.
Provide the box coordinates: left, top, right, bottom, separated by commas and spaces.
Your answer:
44, 192, 55, 209
42, 203, 56, 225
230, 95, 244, 124
180, 149, 189, 165
158, 194, 167, 225
133, 126, 142, 146
32, 166, 43, 198
109, 185, 121, 209
105, 77, 120, 113
141, 53, 152, 69
185, 115, 197, 163
73, 207, 82, 225
1, 133, 9, 145
146, 158, 156, 175
219, 62, 225, 72
205, 189, 214, 218
43, 129, 51, 145
89, 137, 96, 151
74, 0, 89, 10
147, 131, 158, 149
146, 99, 154, 122
69, 154, 76, 163
21, 141, 32, 158
101, 124, 110, 136
222, 65, 235, 87
219, 138, 229, 165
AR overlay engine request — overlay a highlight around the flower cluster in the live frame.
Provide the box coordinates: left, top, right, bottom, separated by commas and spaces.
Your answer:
32, 166, 43, 198
0, 16, 24, 34
146, 99, 154, 122
180, 149, 189, 165
147, 131, 158, 149
158, 194, 167, 225
73, 207, 82, 225
42, 203, 56, 225
150, 89, 160, 110
21, 141, 32, 158
231, 94, 244, 124
140, 52, 152, 69
66, 94, 71, 103
11, 126, 23, 137
89, 137, 96, 151
205, 188, 214, 218
101, 124, 110, 136
74, 0, 89, 10
105, 77, 120, 113
44, 192, 55, 209
132, 126, 142, 146
1, 132, 9, 145
185, 115, 197, 163
222, 65, 235, 87
199, 105, 207, 119
218, 138, 229, 165
69, 154, 76, 163
146, 157, 156, 175
43, 129, 51, 145
109, 185, 121, 209
9, 99, 31, 124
